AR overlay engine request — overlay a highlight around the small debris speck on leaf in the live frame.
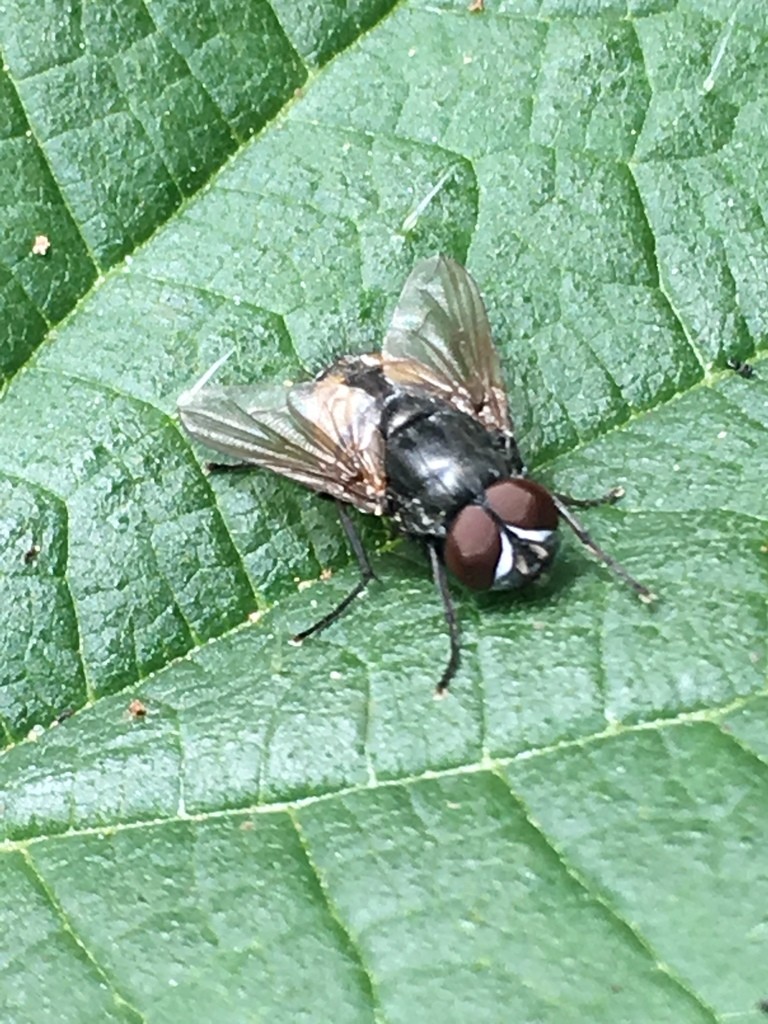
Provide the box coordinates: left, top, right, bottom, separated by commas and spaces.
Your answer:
23, 544, 40, 564
128, 699, 148, 718
31, 234, 51, 256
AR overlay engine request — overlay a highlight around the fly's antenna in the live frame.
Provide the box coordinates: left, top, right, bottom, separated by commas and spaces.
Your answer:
552, 495, 656, 603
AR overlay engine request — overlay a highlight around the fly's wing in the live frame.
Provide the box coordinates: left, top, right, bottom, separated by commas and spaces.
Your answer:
178, 371, 387, 515
382, 255, 511, 433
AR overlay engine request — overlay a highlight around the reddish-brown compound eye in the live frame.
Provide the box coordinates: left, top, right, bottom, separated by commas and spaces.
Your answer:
444, 505, 500, 590
485, 479, 559, 531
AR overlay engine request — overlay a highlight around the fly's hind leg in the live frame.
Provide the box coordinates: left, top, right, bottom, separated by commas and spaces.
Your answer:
205, 461, 256, 474
292, 502, 377, 642
206, 477, 377, 638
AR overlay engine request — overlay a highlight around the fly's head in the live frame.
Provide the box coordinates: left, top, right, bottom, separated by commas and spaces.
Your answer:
443, 479, 560, 591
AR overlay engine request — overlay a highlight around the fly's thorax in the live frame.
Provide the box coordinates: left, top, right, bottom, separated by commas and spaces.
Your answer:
443, 479, 560, 590
382, 395, 512, 536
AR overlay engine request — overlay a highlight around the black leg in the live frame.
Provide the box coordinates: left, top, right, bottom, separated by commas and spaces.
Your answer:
551, 495, 656, 603
292, 502, 377, 642
428, 543, 461, 697
205, 460, 256, 474
554, 485, 625, 510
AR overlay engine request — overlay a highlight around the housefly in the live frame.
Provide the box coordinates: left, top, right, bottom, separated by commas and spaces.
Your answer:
178, 256, 654, 695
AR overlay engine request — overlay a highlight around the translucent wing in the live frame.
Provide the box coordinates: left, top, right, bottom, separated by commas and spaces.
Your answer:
178, 369, 387, 515
382, 255, 511, 433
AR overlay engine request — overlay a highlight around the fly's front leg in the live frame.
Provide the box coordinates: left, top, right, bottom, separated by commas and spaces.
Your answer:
551, 495, 656, 603
292, 502, 377, 642
428, 542, 461, 698
554, 485, 625, 510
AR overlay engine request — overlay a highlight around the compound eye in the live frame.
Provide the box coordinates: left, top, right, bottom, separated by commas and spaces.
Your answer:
486, 479, 559, 531
444, 505, 500, 591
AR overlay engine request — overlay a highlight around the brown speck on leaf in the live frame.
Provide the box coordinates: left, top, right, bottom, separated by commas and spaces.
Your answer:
468, 0, 485, 11
52, 708, 75, 727
128, 699, 148, 718
23, 544, 40, 564
727, 358, 755, 379
240, 820, 255, 831
320, 567, 333, 581
294, 87, 303, 99
32, 234, 51, 256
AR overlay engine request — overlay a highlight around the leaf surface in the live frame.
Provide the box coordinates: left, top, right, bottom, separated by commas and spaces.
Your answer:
1, 1, 767, 1021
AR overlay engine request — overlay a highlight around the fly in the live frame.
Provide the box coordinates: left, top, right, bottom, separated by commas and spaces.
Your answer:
178, 256, 654, 695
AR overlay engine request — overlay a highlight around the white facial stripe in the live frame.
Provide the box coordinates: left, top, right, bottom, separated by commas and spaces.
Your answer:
494, 526, 555, 584
494, 531, 515, 583
507, 526, 554, 544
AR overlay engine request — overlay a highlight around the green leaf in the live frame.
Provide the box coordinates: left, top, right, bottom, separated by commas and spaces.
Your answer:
1, 1, 767, 1021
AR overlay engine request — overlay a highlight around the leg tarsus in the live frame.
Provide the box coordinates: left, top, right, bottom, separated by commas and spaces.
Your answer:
292, 502, 376, 642
554, 485, 624, 510
292, 576, 370, 642
551, 495, 656, 603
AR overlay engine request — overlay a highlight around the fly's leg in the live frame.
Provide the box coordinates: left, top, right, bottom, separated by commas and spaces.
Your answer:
205, 461, 256, 474
428, 543, 461, 697
292, 502, 377, 642
492, 431, 525, 476
206, 478, 378, 638
551, 495, 656, 603
554, 485, 625, 509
